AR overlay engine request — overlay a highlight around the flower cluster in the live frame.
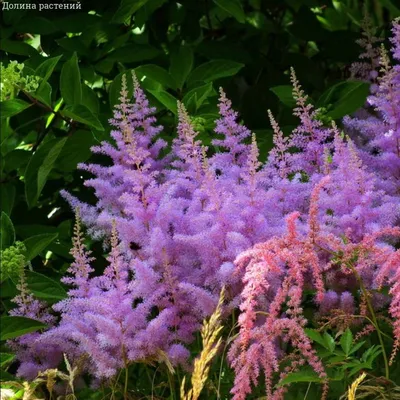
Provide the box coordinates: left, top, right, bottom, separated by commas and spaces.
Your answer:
229, 180, 400, 400
345, 20, 400, 197
8, 20, 400, 400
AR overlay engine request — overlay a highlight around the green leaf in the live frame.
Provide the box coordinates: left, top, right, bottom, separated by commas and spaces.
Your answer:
277, 368, 323, 387
61, 105, 104, 131
0, 212, 15, 250
380, 0, 400, 14
56, 130, 96, 172
348, 341, 366, 355
14, 17, 57, 35
57, 37, 88, 56
182, 82, 214, 113
112, 0, 151, 23
323, 332, 336, 353
348, 365, 368, 377
0, 353, 15, 368
60, 52, 82, 105
81, 85, 100, 115
0, 316, 46, 340
170, 45, 194, 89
23, 233, 58, 262
36, 137, 68, 199
36, 55, 62, 89
148, 89, 178, 115
135, 65, 177, 90
326, 367, 345, 381
25, 139, 66, 208
107, 44, 161, 63
340, 329, 353, 356
305, 328, 326, 347
318, 81, 370, 120
0, 39, 38, 57
270, 85, 296, 108
30, 82, 52, 108
0, 368, 18, 381
0, 99, 32, 119
26, 271, 67, 302
135, 0, 168, 25
187, 60, 244, 86
213, 0, 246, 23
0, 183, 15, 215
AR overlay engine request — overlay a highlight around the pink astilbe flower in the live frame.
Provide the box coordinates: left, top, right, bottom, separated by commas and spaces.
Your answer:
229, 203, 328, 400
229, 177, 400, 400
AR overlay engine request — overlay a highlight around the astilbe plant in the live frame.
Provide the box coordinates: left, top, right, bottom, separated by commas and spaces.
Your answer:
7, 21, 400, 399
344, 19, 400, 197
228, 178, 400, 399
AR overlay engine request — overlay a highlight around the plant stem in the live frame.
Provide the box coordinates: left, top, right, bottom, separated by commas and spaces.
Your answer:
316, 243, 390, 379
168, 371, 175, 400
348, 263, 390, 380
124, 365, 129, 400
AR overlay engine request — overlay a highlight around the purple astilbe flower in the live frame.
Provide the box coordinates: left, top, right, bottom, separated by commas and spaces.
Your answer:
344, 20, 400, 198
59, 208, 95, 297
61, 72, 165, 240
8, 275, 60, 380
210, 88, 251, 182
289, 68, 333, 175
350, 13, 382, 84
13, 21, 400, 392
315, 131, 400, 241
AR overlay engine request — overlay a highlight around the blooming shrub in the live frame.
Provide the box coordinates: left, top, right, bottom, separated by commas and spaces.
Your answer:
7, 19, 400, 400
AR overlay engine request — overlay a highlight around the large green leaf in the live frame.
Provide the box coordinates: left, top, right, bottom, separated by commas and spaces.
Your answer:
170, 45, 194, 89
277, 368, 323, 387
25, 138, 67, 208
0, 353, 15, 368
270, 85, 296, 108
81, 85, 100, 114
61, 105, 104, 131
305, 328, 330, 349
60, 52, 82, 105
111, 0, 151, 23
0, 39, 38, 56
30, 81, 52, 107
148, 89, 177, 115
35, 55, 62, 89
26, 271, 67, 302
340, 329, 353, 356
55, 130, 96, 172
182, 82, 214, 113
0, 316, 46, 340
15, 17, 57, 35
318, 81, 370, 120
37, 137, 68, 198
213, 0, 246, 23
0, 99, 32, 119
187, 60, 244, 86
135, 65, 177, 90
0, 212, 15, 250
0, 183, 15, 216
107, 44, 160, 63
23, 233, 58, 261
